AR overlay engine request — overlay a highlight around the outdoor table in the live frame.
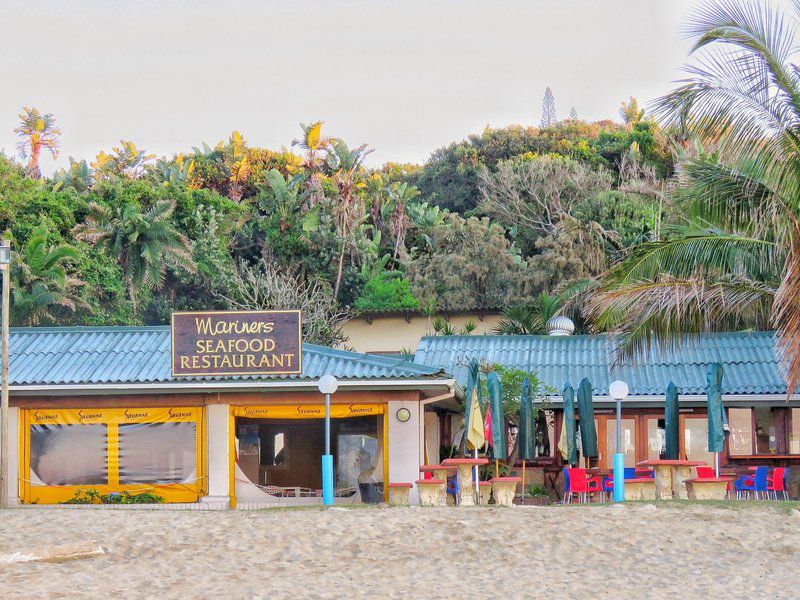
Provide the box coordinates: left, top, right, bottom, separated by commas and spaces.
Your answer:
490, 477, 521, 506
442, 457, 489, 506
683, 477, 733, 500
415, 479, 445, 507
387, 482, 413, 506
637, 460, 706, 500
419, 464, 457, 505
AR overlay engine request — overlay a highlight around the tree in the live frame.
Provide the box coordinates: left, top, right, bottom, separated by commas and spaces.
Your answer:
53, 157, 93, 192
494, 292, 561, 334
540, 87, 557, 128
215, 259, 350, 347
404, 213, 537, 311
93, 141, 155, 181
325, 139, 373, 299
619, 97, 645, 127
354, 271, 419, 312
10, 226, 86, 325
589, 0, 800, 391
569, 106, 579, 120
292, 121, 331, 200
14, 107, 61, 179
73, 199, 196, 310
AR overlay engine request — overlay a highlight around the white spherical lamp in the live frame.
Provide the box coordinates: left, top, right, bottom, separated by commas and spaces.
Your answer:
608, 380, 629, 401
317, 374, 339, 395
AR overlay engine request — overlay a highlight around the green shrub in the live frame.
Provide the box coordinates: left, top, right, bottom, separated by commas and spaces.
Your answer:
354, 272, 419, 312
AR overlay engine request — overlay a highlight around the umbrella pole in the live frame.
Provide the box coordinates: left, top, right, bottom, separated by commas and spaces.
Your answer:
473, 447, 479, 504
715, 452, 720, 478
522, 459, 526, 498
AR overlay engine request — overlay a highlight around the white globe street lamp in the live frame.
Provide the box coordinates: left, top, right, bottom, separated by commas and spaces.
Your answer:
0, 238, 10, 509
317, 375, 339, 505
609, 380, 629, 502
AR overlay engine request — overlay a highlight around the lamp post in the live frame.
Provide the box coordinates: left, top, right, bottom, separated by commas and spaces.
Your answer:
317, 374, 338, 506
608, 380, 629, 503
0, 238, 10, 509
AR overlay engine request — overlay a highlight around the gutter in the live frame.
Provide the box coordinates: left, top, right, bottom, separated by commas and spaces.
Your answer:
9, 378, 457, 396
538, 393, 800, 406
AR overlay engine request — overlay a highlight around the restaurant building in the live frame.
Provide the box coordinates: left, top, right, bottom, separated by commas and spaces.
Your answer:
413, 330, 800, 491
3, 325, 457, 508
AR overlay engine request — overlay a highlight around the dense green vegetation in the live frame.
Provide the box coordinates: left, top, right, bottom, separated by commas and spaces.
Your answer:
2, 98, 672, 344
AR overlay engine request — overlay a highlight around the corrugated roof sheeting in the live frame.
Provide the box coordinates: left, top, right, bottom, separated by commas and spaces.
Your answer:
413, 332, 786, 396
6, 327, 444, 385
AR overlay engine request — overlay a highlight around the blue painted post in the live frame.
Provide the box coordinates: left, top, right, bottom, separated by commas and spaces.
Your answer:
322, 392, 334, 505
613, 397, 625, 502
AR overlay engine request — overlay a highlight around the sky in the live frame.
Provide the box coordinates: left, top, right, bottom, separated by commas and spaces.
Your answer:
0, 0, 701, 174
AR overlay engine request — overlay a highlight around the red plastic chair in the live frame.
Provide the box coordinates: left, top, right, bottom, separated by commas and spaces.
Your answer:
567, 468, 602, 504
696, 466, 715, 478
768, 467, 788, 500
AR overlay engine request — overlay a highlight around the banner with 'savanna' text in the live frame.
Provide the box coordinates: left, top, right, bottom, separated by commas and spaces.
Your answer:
171, 310, 302, 377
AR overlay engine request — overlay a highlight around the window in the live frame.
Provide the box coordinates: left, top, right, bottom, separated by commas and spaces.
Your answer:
29, 424, 108, 486
647, 418, 665, 461
606, 418, 637, 467
754, 407, 777, 454
684, 417, 715, 465
791, 409, 800, 455
118, 421, 197, 484
728, 408, 753, 455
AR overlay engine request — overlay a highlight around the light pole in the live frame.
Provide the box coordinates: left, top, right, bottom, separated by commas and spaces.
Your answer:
317, 374, 338, 506
609, 380, 629, 503
0, 238, 10, 509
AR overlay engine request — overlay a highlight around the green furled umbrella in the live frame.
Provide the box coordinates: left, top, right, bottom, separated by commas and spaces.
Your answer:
559, 382, 578, 466
462, 358, 480, 455
487, 371, 507, 462
665, 382, 680, 460
577, 378, 598, 462
518, 377, 536, 496
707, 363, 729, 476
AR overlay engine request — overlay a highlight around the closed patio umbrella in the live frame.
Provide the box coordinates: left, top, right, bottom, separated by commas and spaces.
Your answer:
577, 378, 598, 465
665, 382, 680, 460
487, 371, 507, 476
558, 382, 578, 466
518, 377, 536, 496
707, 363, 728, 477
462, 358, 480, 455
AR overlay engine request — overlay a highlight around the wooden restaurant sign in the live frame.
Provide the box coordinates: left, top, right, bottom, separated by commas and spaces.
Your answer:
171, 310, 302, 377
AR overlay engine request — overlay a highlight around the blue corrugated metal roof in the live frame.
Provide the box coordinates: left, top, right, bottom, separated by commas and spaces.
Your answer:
6, 326, 444, 386
413, 332, 785, 396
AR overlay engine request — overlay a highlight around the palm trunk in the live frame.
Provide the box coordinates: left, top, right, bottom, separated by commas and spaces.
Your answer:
333, 244, 345, 301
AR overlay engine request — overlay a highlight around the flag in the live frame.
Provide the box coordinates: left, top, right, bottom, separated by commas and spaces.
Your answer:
466, 387, 485, 451
483, 400, 493, 448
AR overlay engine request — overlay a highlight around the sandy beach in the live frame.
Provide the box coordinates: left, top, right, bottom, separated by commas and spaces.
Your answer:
1, 502, 799, 599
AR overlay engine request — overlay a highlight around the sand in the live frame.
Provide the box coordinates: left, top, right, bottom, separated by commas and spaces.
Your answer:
1, 502, 799, 599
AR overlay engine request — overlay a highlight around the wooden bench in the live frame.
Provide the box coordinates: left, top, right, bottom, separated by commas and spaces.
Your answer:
683, 477, 732, 500
387, 483, 412, 506
623, 477, 656, 501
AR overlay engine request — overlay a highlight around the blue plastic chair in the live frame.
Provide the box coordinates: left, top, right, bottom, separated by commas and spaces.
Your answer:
446, 474, 459, 506
624, 467, 637, 479
563, 468, 571, 503
735, 466, 769, 499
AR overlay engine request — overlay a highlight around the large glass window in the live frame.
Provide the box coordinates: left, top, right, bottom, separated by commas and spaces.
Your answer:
684, 417, 715, 465
754, 407, 777, 454
29, 424, 108, 486
118, 422, 197, 484
606, 418, 637, 467
728, 408, 753, 455
791, 409, 800, 455
647, 418, 665, 461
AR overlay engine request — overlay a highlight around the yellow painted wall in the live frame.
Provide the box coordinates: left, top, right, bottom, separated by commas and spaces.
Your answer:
342, 313, 503, 353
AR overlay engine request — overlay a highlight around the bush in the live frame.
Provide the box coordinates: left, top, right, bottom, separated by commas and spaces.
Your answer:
354, 272, 419, 312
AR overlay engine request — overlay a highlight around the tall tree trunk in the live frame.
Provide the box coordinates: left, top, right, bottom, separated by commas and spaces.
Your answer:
28, 143, 41, 179
333, 243, 345, 301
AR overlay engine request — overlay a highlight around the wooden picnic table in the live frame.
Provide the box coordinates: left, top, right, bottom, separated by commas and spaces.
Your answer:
636, 460, 707, 500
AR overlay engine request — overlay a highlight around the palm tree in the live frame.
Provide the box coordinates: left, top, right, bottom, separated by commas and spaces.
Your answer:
14, 107, 61, 179
92, 140, 155, 181
73, 199, 196, 310
10, 227, 86, 325
325, 139, 373, 299
292, 121, 331, 200
387, 182, 418, 261
495, 292, 562, 335
588, 0, 800, 390
52, 157, 93, 192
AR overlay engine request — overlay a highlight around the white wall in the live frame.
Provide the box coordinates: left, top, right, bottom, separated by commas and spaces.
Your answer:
387, 399, 423, 504
5, 407, 19, 505
202, 403, 230, 506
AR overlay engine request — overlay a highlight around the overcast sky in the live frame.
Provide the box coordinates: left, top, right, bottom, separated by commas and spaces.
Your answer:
0, 0, 702, 174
